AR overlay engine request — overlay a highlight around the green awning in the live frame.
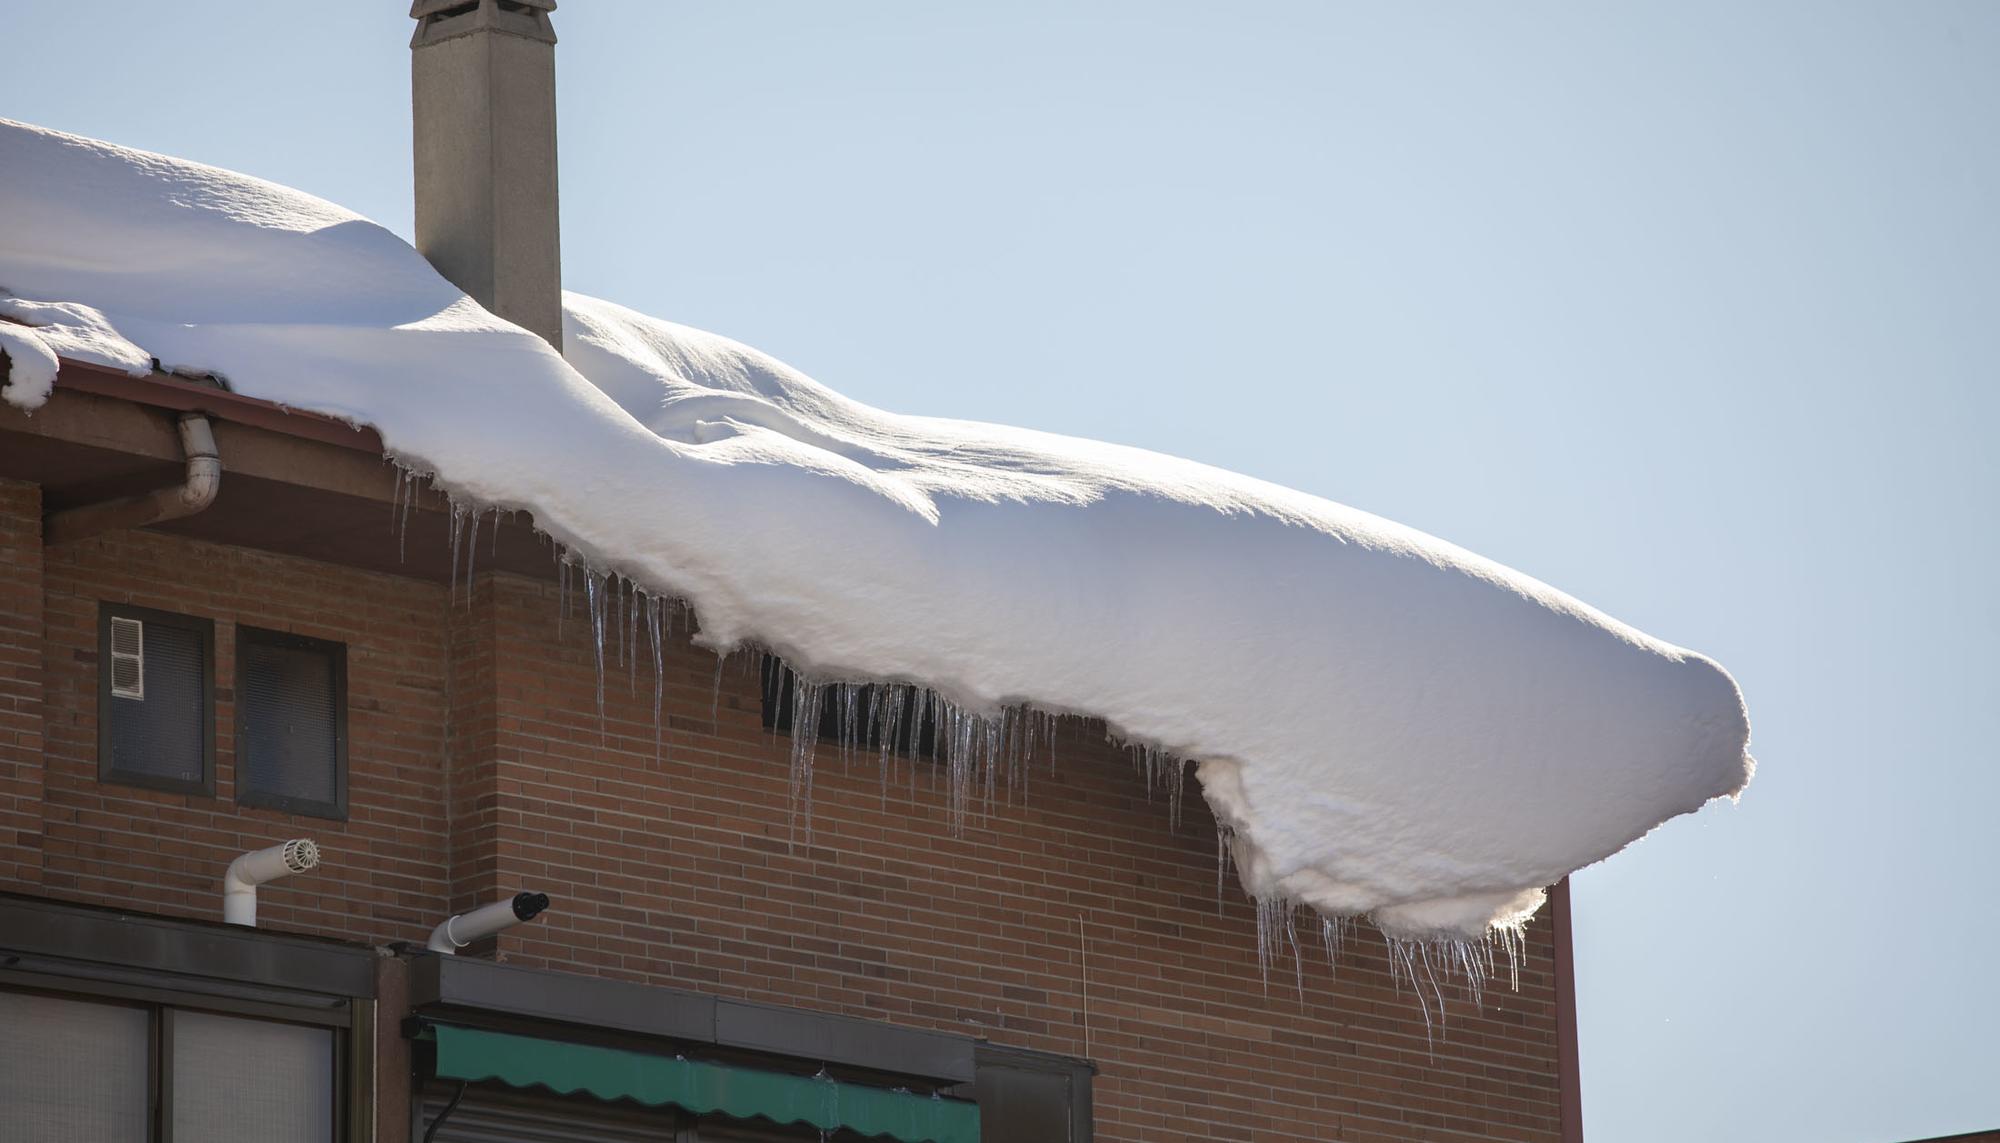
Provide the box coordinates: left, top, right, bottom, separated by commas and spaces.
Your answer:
427, 1024, 978, 1143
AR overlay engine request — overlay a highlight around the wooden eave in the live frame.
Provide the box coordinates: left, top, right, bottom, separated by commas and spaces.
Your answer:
1, 358, 556, 584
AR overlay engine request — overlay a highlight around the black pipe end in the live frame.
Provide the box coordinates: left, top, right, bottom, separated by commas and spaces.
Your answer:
511, 891, 551, 921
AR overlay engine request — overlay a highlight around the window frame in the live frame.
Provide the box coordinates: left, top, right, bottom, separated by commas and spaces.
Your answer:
98, 602, 216, 797
234, 625, 350, 821
0, 982, 349, 1143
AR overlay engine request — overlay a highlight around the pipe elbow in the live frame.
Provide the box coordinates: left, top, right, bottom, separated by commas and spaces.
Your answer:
43, 411, 223, 544
172, 414, 222, 514
426, 915, 465, 954
222, 839, 320, 926
427, 892, 551, 954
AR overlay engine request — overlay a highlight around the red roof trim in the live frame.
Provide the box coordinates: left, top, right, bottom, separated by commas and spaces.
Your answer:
54, 358, 386, 454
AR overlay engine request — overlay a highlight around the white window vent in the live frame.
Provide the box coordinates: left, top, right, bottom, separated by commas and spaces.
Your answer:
109, 616, 144, 700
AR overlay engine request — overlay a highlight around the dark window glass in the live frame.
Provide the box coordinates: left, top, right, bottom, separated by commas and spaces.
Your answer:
99, 604, 214, 794
237, 628, 347, 819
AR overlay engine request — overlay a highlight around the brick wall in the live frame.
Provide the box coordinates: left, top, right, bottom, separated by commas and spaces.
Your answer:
0, 487, 1564, 1142
445, 573, 1564, 1142
29, 519, 452, 943
0, 481, 44, 888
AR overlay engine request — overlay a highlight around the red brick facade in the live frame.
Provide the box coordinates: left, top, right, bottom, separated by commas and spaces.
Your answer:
0, 474, 1567, 1141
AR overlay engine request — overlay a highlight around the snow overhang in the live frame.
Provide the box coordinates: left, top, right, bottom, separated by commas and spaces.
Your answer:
0, 118, 1753, 950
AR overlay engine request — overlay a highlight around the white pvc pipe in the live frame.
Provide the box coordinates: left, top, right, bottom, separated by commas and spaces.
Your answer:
222, 839, 320, 927
427, 892, 550, 953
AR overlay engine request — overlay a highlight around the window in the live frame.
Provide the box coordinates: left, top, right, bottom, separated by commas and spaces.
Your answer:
0, 990, 150, 1140
0, 989, 339, 1143
236, 627, 347, 819
99, 603, 215, 795
173, 1010, 336, 1142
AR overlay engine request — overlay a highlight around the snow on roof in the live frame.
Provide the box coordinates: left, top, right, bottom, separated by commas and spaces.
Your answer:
0, 118, 1752, 945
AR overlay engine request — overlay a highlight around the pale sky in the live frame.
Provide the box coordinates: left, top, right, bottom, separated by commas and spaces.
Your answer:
6, 3, 1996, 1139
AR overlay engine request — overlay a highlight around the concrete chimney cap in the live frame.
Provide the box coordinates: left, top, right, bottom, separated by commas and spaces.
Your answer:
412, 0, 554, 16
411, 0, 555, 47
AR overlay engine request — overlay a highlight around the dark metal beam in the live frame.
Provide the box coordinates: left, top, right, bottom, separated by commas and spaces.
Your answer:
408, 954, 978, 1084
0, 893, 377, 1000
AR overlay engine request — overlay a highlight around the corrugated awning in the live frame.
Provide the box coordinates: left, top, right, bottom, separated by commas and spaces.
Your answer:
426, 1024, 979, 1143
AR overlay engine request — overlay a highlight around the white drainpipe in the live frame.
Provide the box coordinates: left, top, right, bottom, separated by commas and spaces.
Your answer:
222, 839, 321, 927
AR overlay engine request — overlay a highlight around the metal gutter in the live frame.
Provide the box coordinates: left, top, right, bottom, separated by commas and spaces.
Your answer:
53, 358, 385, 455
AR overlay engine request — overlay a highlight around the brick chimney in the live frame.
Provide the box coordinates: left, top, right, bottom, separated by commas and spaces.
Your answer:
410, 0, 563, 348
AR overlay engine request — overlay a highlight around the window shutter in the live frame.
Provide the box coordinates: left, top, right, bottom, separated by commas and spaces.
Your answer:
0, 992, 150, 1142
171, 1010, 335, 1143
420, 1087, 678, 1143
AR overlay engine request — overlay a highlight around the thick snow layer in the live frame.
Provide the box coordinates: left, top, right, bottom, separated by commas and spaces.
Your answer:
0, 119, 1753, 940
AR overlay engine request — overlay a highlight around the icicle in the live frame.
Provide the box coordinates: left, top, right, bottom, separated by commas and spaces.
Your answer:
1215, 824, 1235, 915
400, 474, 415, 563
862, 686, 884, 805
1253, 897, 1282, 993
586, 571, 607, 734
1008, 707, 1024, 803
1381, 933, 1434, 1046
710, 653, 726, 723
837, 683, 856, 773
1284, 905, 1305, 1003
605, 574, 619, 668
1320, 917, 1341, 971
626, 581, 640, 695
462, 506, 481, 602
1502, 923, 1523, 992
788, 677, 826, 846
647, 594, 665, 764
981, 716, 1002, 816
911, 690, 929, 798
555, 553, 570, 640
878, 685, 905, 810
1416, 943, 1447, 1039
1023, 710, 1040, 785
447, 498, 467, 604
945, 701, 976, 831
393, 467, 416, 564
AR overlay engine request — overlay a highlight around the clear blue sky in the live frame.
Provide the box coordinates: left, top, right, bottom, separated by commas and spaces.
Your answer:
7, 3, 1995, 1139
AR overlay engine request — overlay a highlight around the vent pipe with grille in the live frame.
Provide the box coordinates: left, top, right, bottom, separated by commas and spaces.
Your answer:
410, 0, 563, 348
222, 839, 321, 927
